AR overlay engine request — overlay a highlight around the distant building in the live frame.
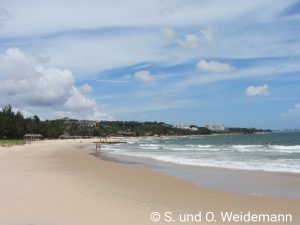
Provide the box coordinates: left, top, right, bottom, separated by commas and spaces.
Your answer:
58, 134, 83, 139
62, 117, 98, 127
78, 120, 98, 127
174, 124, 198, 131
205, 124, 225, 131
62, 117, 78, 124
58, 132, 83, 139
24, 133, 43, 141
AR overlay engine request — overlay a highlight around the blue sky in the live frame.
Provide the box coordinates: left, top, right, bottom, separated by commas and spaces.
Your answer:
0, 0, 300, 129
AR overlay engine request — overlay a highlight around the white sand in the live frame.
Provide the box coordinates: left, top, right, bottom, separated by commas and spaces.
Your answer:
0, 139, 299, 225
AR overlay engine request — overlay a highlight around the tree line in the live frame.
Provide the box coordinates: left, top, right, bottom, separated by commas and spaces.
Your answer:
0, 105, 64, 139
0, 105, 271, 140
0, 105, 212, 139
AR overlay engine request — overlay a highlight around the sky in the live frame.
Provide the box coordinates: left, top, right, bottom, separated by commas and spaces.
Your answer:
0, 0, 300, 129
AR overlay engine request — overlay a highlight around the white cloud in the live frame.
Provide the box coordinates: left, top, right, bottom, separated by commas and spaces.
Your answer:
63, 87, 95, 110
79, 84, 93, 94
196, 60, 234, 73
40, 32, 164, 74
0, 1, 296, 74
168, 61, 300, 93
0, 1, 291, 38
134, 70, 154, 82
0, 48, 111, 120
0, 1, 297, 125
178, 34, 200, 49
12, 108, 34, 118
245, 84, 271, 97
161, 27, 176, 40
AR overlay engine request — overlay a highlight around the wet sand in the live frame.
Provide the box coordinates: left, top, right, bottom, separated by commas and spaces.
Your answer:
0, 140, 299, 225
97, 150, 300, 199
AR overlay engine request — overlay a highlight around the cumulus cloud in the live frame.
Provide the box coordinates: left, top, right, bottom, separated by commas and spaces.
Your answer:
134, 70, 154, 82
161, 27, 176, 40
196, 60, 234, 73
245, 84, 271, 97
178, 34, 200, 49
0, 48, 112, 120
79, 84, 93, 94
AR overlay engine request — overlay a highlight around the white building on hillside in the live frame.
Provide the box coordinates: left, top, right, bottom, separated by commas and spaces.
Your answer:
174, 124, 198, 131
205, 124, 225, 131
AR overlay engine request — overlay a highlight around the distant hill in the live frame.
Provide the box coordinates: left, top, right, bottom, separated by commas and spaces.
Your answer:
0, 105, 271, 139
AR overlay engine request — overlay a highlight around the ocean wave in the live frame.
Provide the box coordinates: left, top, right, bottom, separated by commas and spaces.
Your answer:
185, 144, 212, 148
229, 145, 300, 154
106, 143, 300, 154
109, 151, 300, 173
271, 145, 300, 150
100, 138, 300, 173
140, 147, 160, 150
162, 147, 194, 151
139, 144, 161, 147
231, 145, 263, 149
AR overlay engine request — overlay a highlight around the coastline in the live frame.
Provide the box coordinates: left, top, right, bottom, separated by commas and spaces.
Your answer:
0, 139, 299, 224
96, 150, 300, 199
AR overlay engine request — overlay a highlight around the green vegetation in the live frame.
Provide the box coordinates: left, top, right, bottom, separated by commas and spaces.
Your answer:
0, 140, 27, 146
227, 127, 271, 134
95, 121, 211, 136
0, 105, 271, 140
0, 105, 64, 139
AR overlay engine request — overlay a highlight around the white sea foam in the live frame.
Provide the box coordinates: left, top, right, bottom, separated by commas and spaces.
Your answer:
108, 151, 300, 173
231, 145, 262, 149
139, 144, 161, 147
185, 144, 212, 148
271, 145, 300, 151
101, 135, 300, 174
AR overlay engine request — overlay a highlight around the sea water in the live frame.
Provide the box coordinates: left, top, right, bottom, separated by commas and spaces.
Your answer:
101, 132, 300, 174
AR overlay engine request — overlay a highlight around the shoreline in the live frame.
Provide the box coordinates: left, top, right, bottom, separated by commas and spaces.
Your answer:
93, 149, 300, 199
1, 139, 299, 224
96, 144, 300, 176
95, 133, 300, 174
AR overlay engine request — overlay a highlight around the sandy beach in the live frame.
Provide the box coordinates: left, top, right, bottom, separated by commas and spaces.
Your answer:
0, 139, 299, 225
